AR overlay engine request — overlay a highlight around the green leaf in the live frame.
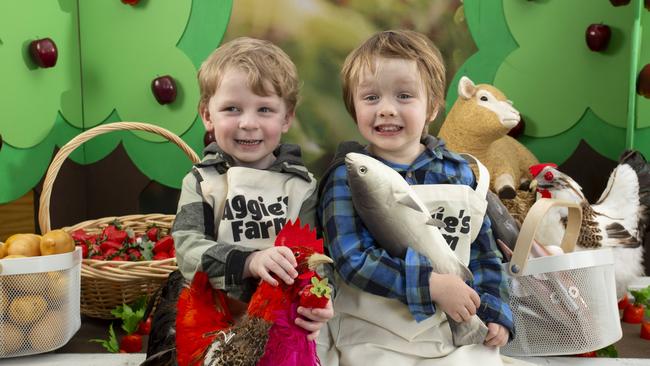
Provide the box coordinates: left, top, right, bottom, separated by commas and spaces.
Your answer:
630, 285, 650, 306
141, 240, 154, 261
111, 301, 146, 335
132, 296, 148, 312
595, 344, 618, 358
89, 323, 119, 353
110, 304, 125, 318
309, 277, 332, 298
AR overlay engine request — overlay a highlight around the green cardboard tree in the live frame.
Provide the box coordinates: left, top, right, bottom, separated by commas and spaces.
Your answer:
0, 0, 232, 203
455, 0, 649, 164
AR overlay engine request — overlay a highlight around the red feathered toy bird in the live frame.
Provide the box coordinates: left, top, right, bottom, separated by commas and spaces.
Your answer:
176, 220, 333, 366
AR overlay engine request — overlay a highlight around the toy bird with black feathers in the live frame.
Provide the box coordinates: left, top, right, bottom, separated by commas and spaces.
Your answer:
530, 151, 650, 298
174, 220, 333, 366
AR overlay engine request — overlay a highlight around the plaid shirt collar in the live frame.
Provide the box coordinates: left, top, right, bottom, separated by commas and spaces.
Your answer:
370, 135, 466, 172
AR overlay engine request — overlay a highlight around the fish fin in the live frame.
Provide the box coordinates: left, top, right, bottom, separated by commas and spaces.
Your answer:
426, 217, 446, 228
397, 194, 426, 212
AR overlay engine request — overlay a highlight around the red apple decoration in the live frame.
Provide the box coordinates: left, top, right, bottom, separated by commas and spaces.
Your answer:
151, 75, 177, 105
29, 38, 58, 68
637, 64, 650, 99
507, 117, 525, 139
586, 24, 611, 52
121, 0, 139, 5
204, 131, 216, 147
609, 0, 631, 6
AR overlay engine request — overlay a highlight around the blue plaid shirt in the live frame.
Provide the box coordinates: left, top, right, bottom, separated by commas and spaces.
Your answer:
319, 136, 514, 337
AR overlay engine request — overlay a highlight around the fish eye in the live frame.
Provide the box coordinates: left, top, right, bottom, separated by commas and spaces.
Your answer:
294, 251, 301, 257
359, 166, 367, 175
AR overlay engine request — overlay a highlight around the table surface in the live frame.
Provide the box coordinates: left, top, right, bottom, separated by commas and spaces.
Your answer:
1, 278, 648, 364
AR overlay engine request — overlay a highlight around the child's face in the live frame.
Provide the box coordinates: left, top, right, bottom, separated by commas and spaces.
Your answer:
353, 57, 435, 164
200, 68, 293, 169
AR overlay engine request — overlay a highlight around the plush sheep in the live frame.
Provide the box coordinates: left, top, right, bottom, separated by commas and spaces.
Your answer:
438, 76, 539, 199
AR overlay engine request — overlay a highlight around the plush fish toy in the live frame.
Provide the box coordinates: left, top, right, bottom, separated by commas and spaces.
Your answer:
345, 152, 489, 346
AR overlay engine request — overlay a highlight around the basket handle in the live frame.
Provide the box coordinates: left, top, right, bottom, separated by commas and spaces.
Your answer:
38, 122, 201, 233
507, 198, 582, 277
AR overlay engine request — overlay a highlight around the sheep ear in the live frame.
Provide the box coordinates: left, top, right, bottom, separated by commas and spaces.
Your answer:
458, 76, 476, 100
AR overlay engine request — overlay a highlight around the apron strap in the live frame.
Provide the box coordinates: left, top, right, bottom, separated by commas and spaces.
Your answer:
459, 154, 490, 199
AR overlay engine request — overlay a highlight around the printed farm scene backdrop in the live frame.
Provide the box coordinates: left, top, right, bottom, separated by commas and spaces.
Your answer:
0, 0, 650, 360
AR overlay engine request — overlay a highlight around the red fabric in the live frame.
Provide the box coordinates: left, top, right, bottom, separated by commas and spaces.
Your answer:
274, 219, 324, 254
529, 163, 558, 178
176, 272, 233, 366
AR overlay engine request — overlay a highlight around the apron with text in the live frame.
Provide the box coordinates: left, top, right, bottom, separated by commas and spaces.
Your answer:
197, 166, 315, 251
320, 155, 503, 366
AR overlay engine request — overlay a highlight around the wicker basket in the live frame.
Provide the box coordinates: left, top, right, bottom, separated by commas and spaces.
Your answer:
37, 122, 200, 318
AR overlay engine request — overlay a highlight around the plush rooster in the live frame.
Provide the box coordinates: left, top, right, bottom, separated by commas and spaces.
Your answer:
530, 151, 650, 298
175, 220, 333, 366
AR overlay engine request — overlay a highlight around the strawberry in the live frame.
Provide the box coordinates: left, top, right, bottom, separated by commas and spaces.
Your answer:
90, 254, 105, 260
153, 252, 171, 260
103, 248, 119, 260
618, 294, 630, 310
299, 276, 331, 309
77, 243, 88, 258
119, 334, 142, 353
121, 0, 139, 5
575, 351, 597, 357
71, 228, 92, 243
111, 254, 128, 261
136, 317, 152, 335
146, 226, 160, 242
624, 287, 650, 324
153, 236, 174, 254
623, 304, 645, 323
100, 241, 123, 254
127, 248, 143, 261
103, 224, 128, 244
641, 322, 650, 340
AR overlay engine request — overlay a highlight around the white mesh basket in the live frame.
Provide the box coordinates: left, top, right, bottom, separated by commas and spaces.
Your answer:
501, 199, 621, 356
0, 247, 82, 358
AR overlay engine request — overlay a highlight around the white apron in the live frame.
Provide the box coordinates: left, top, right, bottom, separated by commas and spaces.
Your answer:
319, 155, 505, 366
197, 166, 315, 250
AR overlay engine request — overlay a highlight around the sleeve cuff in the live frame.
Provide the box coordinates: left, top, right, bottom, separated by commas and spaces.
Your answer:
404, 248, 436, 322
477, 292, 516, 340
224, 249, 255, 287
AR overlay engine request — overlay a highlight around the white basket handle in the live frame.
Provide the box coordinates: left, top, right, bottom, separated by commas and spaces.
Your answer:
507, 198, 582, 276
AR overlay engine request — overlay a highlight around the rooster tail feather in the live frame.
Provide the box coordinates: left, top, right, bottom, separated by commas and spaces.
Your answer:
146, 271, 185, 358
176, 272, 233, 366
605, 222, 641, 247
620, 150, 650, 239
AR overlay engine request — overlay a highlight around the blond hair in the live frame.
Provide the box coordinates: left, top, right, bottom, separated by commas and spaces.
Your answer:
198, 37, 299, 112
341, 30, 445, 128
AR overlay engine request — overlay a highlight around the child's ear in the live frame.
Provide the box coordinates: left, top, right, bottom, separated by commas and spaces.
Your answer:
199, 103, 213, 132
282, 109, 295, 133
427, 106, 439, 123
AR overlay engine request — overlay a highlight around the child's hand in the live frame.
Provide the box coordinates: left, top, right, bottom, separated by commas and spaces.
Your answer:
428, 272, 480, 322
484, 322, 508, 347
244, 247, 298, 286
295, 299, 334, 341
